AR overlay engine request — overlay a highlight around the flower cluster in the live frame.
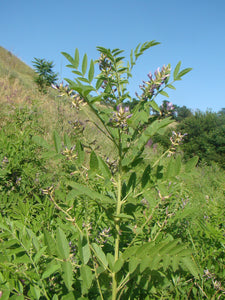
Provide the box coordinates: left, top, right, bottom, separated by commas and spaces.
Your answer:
138, 65, 171, 100
110, 105, 132, 129
96, 227, 111, 246
41, 185, 54, 196
61, 145, 77, 160
160, 101, 175, 116
168, 131, 187, 156
98, 53, 112, 73
52, 83, 85, 110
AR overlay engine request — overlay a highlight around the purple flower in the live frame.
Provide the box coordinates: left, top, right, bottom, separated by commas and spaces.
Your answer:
166, 102, 174, 111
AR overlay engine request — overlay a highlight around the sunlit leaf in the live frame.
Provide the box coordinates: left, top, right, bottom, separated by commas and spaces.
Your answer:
56, 227, 70, 260
82, 53, 88, 75
88, 59, 94, 82
74, 48, 79, 68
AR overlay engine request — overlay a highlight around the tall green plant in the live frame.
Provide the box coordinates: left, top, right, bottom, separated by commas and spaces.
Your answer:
54, 41, 197, 299
1, 41, 207, 299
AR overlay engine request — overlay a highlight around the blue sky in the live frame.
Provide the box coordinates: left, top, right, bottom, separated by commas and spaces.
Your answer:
1, 0, 225, 112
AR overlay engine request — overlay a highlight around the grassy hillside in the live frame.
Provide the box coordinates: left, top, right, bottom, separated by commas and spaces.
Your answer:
0, 46, 115, 155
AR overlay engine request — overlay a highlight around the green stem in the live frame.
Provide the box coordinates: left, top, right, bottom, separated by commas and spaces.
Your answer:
112, 129, 123, 300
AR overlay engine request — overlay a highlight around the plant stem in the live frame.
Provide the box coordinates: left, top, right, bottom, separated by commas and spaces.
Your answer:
112, 129, 123, 300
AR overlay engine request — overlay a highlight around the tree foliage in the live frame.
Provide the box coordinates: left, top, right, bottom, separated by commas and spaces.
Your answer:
32, 58, 58, 93
178, 109, 225, 168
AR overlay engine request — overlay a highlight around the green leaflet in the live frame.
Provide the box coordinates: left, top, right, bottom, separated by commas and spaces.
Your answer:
61, 52, 75, 66
76, 140, 84, 165
78, 236, 91, 265
176, 68, 192, 79
53, 131, 61, 153
80, 264, 93, 295
30, 285, 41, 300
97, 156, 112, 179
92, 243, 108, 269
166, 155, 181, 178
64, 133, 72, 149
61, 261, 74, 291
90, 150, 99, 171
150, 100, 160, 112
32, 135, 51, 149
181, 257, 200, 279
74, 48, 79, 68
141, 164, 151, 188
41, 261, 61, 279
185, 156, 199, 172
56, 227, 70, 260
113, 257, 124, 272
44, 229, 57, 256
159, 90, 169, 98
34, 246, 47, 264
67, 181, 114, 204
173, 61, 181, 80
82, 54, 88, 75
88, 59, 94, 83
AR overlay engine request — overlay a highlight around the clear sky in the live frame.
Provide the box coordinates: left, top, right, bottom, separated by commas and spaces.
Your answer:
1, 0, 225, 112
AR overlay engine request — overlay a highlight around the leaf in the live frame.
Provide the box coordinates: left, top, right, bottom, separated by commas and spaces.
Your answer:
80, 264, 93, 295
113, 257, 124, 272
44, 229, 57, 256
56, 227, 70, 260
90, 151, 99, 171
72, 70, 82, 76
176, 68, 192, 79
127, 172, 137, 192
96, 78, 103, 90
173, 61, 181, 80
82, 53, 88, 75
88, 59, 94, 83
32, 136, 51, 149
76, 141, 84, 165
10, 296, 24, 300
181, 257, 200, 279
150, 100, 160, 112
129, 257, 140, 274
53, 131, 61, 153
114, 213, 134, 220
64, 133, 72, 149
82, 242, 91, 265
74, 48, 79, 69
61, 292, 75, 300
167, 84, 176, 90
185, 156, 199, 172
98, 156, 112, 179
77, 77, 90, 84
166, 156, 181, 178
30, 285, 41, 300
159, 90, 169, 98
141, 164, 151, 188
42, 262, 61, 279
34, 246, 47, 264
62, 261, 74, 291
61, 52, 75, 65
106, 253, 114, 270
92, 243, 108, 269
67, 181, 113, 204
